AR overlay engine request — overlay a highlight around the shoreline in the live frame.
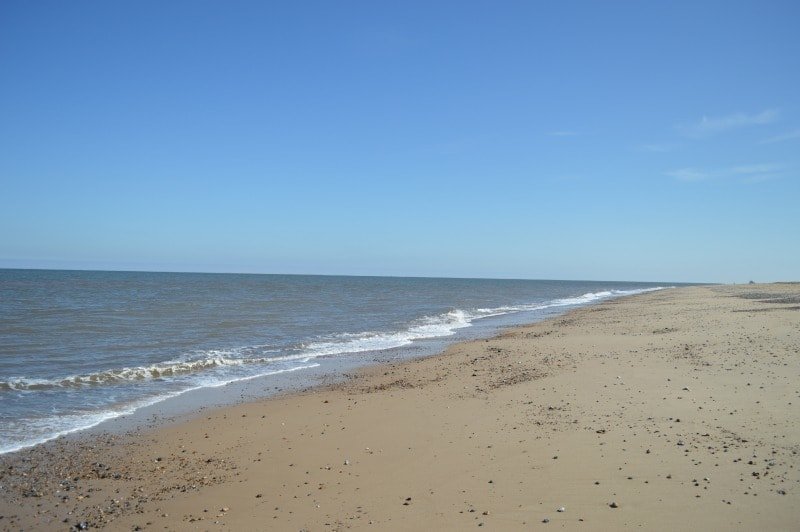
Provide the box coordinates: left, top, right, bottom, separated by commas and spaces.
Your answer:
1, 286, 667, 457
0, 282, 662, 455
2, 284, 798, 530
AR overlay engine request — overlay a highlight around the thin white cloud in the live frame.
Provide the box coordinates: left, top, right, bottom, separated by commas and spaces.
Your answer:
681, 109, 779, 137
665, 168, 711, 182
730, 163, 782, 175
730, 163, 784, 184
739, 173, 780, 184
760, 129, 800, 144
666, 162, 785, 184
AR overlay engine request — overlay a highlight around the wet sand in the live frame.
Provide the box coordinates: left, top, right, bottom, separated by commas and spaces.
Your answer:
1, 283, 799, 530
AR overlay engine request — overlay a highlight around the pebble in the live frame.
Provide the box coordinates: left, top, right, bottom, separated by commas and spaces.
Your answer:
609, 502, 619, 508
557, 506, 565, 512
542, 517, 550, 523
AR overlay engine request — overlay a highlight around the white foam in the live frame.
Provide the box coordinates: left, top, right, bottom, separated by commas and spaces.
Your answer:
303, 308, 475, 358
302, 287, 666, 359
0, 352, 314, 390
0, 363, 320, 455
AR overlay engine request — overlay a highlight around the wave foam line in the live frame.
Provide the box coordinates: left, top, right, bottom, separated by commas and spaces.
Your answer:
0, 352, 314, 391
302, 287, 666, 358
0, 363, 320, 455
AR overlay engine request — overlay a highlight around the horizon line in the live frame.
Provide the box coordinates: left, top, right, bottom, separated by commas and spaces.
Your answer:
0, 265, 708, 285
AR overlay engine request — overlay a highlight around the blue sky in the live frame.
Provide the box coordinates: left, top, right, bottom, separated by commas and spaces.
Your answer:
1, 1, 798, 283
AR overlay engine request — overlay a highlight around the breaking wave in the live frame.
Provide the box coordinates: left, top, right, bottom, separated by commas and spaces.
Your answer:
0, 353, 316, 391
0, 363, 320, 455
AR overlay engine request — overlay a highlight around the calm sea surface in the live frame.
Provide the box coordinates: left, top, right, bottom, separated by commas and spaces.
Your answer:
0, 269, 671, 453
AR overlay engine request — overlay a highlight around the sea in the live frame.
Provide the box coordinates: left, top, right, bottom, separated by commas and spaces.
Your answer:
0, 269, 672, 454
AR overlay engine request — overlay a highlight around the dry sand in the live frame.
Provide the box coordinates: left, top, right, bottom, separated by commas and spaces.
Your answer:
1, 284, 799, 531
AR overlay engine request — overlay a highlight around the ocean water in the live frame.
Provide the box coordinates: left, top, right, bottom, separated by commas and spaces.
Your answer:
0, 269, 670, 454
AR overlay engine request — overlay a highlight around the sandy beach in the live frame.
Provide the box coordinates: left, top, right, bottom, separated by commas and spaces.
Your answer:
1, 283, 798, 531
